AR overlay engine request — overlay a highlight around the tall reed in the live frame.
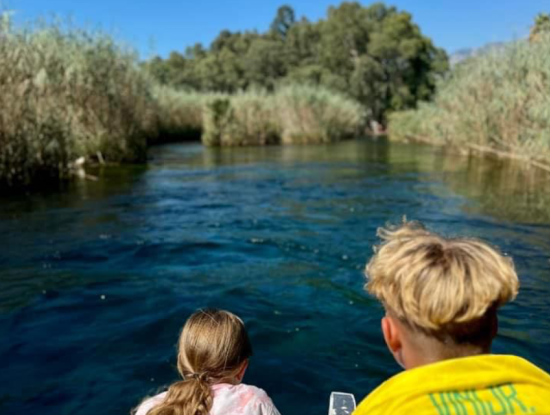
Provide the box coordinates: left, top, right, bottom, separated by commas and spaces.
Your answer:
202, 85, 366, 146
275, 85, 365, 144
388, 35, 550, 171
0, 13, 155, 188
150, 86, 213, 144
202, 90, 280, 146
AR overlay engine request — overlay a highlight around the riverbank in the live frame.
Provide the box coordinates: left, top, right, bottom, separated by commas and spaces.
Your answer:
0, 16, 366, 190
387, 35, 550, 173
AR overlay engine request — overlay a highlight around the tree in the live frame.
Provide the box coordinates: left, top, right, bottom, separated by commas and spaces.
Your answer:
316, 2, 447, 122
144, 56, 171, 84
270, 5, 295, 39
244, 38, 287, 90
284, 18, 321, 68
318, 2, 372, 77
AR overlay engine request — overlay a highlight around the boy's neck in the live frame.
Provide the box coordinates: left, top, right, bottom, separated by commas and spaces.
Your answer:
405, 341, 491, 370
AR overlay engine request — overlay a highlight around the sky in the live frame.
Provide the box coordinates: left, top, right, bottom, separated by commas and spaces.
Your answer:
7, 0, 550, 59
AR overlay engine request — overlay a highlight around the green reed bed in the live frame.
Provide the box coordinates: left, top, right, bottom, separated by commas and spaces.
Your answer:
275, 85, 365, 144
0, 15, 156, 188
388, 35, 550, 172
202, 90, 279, 146
202, 85, 366, 147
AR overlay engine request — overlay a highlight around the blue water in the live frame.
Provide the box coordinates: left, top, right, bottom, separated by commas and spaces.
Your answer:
1, 139, 549, 415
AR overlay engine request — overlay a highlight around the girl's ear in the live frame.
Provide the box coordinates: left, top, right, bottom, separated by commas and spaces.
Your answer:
381, 315, 402, 354
236, 359, 249, 382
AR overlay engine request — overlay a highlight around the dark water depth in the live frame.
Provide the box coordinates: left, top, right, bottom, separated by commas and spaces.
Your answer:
1, 139, 549, 415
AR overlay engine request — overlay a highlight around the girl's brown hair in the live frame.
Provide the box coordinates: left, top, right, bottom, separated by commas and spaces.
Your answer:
146, 309, 253, 415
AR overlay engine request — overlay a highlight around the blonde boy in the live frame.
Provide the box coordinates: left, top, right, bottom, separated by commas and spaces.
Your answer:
354, 220, 550, 415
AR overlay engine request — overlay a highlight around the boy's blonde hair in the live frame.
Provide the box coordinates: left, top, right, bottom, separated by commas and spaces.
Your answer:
365, 220, 519, 345
147, 309, 253, 415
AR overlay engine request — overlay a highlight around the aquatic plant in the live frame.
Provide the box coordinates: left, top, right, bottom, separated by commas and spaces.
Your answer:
388, 34, 550, 172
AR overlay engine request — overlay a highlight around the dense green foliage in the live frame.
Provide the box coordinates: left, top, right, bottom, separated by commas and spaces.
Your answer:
388, 34, 550, 171
145, 2, 448, 123
0, 14, 159, 188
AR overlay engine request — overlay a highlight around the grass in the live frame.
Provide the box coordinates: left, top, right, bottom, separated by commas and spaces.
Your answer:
388, 35, 550, 172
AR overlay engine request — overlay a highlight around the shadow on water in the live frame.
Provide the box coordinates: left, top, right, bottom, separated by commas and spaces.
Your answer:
0, 138, 549, 415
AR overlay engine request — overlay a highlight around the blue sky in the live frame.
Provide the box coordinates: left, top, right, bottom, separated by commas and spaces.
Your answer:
8, 0, 549, 59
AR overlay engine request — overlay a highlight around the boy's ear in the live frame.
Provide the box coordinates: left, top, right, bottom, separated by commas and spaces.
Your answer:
381, 315, 402, 353
490, 313, 498, 340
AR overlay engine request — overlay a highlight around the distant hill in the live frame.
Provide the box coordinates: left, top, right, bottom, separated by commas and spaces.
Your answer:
450, 42, 507, 66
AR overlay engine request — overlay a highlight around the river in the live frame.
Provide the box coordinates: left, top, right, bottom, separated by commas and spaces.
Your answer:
1, 139, 549, 415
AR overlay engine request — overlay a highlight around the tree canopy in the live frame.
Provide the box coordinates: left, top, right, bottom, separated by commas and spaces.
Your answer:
145, 2, 448, 123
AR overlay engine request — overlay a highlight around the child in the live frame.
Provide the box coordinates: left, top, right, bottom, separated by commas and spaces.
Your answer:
135, 309, 281, 415
354, 220, 550, 415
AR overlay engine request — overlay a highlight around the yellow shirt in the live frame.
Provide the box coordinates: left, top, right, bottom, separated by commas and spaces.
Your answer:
354, 355, 550, 415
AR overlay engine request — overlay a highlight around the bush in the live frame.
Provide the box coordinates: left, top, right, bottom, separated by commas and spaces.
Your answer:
388, 35, 550, 171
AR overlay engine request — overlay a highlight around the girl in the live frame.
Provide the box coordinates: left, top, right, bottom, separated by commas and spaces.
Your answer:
134, 309, 281, 415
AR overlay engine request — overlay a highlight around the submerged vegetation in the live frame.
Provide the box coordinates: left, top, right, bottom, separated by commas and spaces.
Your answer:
389, 20, 550, 172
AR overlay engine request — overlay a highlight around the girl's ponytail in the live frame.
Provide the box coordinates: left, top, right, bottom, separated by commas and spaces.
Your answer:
147, 377, 213, 415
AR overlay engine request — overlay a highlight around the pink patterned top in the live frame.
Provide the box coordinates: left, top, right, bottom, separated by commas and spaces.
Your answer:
135, 383, 281, 415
